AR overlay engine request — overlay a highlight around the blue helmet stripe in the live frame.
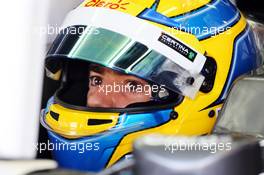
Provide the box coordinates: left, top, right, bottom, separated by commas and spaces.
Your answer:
48, 109, 172, 172
219, 26, 260, 101
138, 0, 240, 40
201, 25, 261, 110
171, 0, 240, 40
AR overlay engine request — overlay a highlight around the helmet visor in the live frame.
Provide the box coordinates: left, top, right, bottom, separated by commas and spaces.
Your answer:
47, 26, 205, 99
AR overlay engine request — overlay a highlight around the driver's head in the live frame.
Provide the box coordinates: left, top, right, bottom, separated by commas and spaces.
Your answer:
42, 0, 261, 172
87, 64, 151, 108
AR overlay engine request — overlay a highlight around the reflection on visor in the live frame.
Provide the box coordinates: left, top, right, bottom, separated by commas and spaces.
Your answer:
47, 26, 205, 98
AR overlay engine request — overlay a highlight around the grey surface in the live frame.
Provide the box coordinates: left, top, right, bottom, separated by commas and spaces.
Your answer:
214, 75, 264, 172
133, 135, 262, 175
215, 76, 264, 138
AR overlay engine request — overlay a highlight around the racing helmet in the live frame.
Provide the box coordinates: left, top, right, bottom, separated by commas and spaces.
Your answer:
41, 0, 262, 172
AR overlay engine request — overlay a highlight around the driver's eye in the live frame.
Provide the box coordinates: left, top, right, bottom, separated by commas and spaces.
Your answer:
89, 76, 103, 86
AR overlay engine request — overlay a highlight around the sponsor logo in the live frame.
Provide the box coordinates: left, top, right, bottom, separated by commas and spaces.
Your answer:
158, 32, 197, 62
85, 0, 129, 10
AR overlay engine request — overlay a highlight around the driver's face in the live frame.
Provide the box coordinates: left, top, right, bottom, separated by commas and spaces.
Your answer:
87, 65, 151, 108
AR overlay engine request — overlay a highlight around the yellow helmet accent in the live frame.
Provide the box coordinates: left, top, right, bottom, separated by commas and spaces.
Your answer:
45, 104, 119, 138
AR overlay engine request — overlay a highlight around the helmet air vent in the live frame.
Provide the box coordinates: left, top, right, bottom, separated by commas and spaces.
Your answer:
50, 111, 59, 121
87, 119, 113, 125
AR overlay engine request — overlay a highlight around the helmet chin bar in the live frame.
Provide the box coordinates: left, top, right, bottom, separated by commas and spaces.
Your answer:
200, 56, 217, 93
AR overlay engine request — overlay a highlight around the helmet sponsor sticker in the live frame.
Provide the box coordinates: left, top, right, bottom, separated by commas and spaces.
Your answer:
84, 0, 129, 10
158, 32, 198, 62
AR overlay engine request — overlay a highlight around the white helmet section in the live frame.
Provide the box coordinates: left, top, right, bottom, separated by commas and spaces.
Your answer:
61, 7, 207, 75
